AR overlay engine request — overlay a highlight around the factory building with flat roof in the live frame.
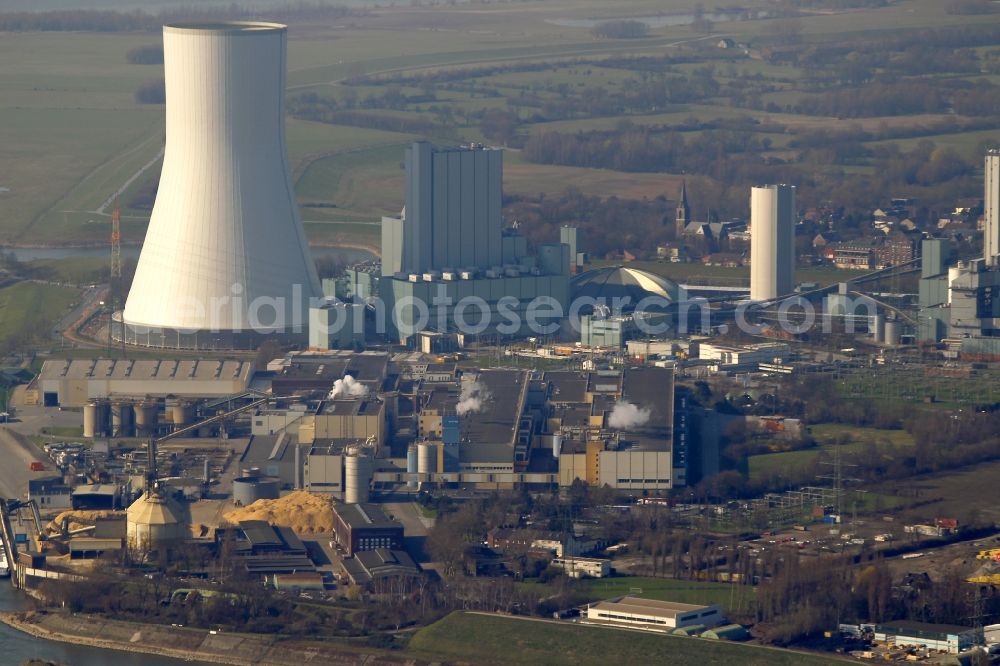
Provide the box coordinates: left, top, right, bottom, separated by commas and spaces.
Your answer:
30, 358, 254, 407
332, 502, 404, 556
585, 597, 724, 632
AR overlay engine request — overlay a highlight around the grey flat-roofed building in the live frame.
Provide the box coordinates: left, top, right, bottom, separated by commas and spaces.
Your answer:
239, 433, 305, 489
586, 596, 723, 631
341, 548, 420, 585
268, 351, 389, 394
394, 141, 503, 275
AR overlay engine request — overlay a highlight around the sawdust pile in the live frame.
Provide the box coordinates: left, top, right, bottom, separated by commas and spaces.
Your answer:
223, 491, 334, 534
45, 510, 122, 535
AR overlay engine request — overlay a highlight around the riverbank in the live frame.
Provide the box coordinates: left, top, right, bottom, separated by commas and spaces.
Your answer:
0, 611, 425, 666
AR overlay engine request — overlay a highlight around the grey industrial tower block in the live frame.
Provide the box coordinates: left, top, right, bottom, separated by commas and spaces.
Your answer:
397, 141, 504, 274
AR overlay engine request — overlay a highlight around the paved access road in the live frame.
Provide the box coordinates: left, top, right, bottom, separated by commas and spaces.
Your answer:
0, 427, 48, 500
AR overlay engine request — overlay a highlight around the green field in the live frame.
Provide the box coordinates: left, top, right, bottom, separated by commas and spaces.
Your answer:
749, 425, 915, 483
0, 282, 80, 351
520, 575, 755, 613
409, 612, 850, 666
0, 0, 996, 251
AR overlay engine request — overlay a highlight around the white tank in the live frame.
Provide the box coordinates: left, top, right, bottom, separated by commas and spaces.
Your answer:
83, 401, 107, 438
417, 442, 437, 475
122, 22, 320, 347
134, 401, 159, 438
749, 184, 796, 301
552, 434, 562, 459
344, 454, 372, 504
406, 444, 418, 489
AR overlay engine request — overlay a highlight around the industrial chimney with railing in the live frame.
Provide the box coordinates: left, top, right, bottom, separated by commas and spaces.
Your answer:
119, 22, 321, 350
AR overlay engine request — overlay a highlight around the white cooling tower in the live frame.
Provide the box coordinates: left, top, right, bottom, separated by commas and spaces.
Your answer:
749, 184, 796, 301
122, 22, 320, 349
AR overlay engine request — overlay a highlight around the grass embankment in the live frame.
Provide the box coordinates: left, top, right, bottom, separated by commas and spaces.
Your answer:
0, 282, 79, 350
409, 612, 850, 666
748, 424, 915, 483
521, 575, 755, 614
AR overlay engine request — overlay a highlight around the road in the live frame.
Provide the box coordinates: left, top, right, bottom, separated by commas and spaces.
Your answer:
0, 427, 47, 500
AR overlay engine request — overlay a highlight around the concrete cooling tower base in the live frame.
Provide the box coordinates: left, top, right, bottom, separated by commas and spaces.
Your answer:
112, 312, 307, 351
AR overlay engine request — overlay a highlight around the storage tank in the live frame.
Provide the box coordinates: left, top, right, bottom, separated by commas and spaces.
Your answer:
552, 434, 562, 459
406, 444, 418, 489
749, 184, 796, 301
417, 442, 437, 475
134, 401, 159, 437
344, 454, 372, 504
126, 489, 186, 550
110, 401, 135, 437
884, 319, 901, 346
232, 476, 280, 506
171, 401, 194, 428
871, 313, 885, 343
83, 401, 108, 438
121, 21, 321, 348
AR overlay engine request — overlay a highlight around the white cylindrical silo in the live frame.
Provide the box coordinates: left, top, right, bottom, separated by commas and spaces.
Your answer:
406, 444, 418, 489
750, 184, 796, 301
552, 434, 562, 459
344, 453, 372, 504
417, 442, 437, 475
948, 265, 963, 304
123, 22, 321, 349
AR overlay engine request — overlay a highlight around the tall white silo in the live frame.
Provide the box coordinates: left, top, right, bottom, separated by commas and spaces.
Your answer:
749, 184, 796, 302
122, 22, 321, 349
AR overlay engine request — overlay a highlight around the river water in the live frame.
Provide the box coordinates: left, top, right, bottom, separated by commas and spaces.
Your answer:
0, 585, 214, 666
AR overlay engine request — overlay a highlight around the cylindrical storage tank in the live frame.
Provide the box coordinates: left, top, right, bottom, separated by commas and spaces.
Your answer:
948, 266, 962, 304
344, 454, 372, 504
885, 320, 901, 346
121, 22, 321, 345
871, 313, 885, 343
171, 401, 194, 428
406, 444, 418, 489
417, 442, 437, 475
232, 476, 280, 506
83, 401, 105, 438
553, 434, 562, 460
127, 491, 185, 549
749, 184, 796, 301
110, 401, 135, 437
135, 401, 158, 438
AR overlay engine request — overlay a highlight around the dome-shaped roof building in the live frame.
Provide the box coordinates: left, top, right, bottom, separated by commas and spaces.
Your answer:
571, 266, 684, 311
126, 488, 187, 551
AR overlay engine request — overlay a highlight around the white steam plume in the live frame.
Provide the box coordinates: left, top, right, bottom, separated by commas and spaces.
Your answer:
456, 379, 491, 416
328, 374, 368, 400
608, 401, 651, 429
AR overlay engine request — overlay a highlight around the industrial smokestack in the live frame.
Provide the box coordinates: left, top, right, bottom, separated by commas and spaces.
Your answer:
123, 22, 321, 348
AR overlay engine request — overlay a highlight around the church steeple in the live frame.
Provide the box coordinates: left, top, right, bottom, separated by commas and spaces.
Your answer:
676, 180, 691, 236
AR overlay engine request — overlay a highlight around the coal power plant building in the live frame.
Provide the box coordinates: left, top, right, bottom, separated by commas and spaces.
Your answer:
120, 22, 320, 350
380, 141, 570, 343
